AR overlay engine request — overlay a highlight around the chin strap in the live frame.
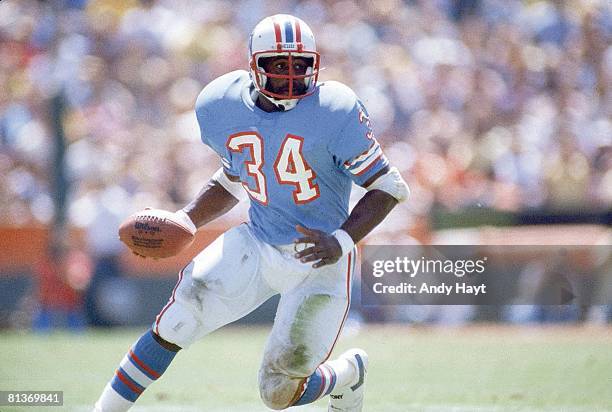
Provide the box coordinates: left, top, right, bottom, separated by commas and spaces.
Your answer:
251, 81, 299, 111
260, 92, 298, 111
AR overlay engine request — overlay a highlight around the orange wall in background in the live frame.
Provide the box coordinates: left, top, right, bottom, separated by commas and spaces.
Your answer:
0, 227, 52, 272
0, 226, 225, 277
2, 224, 609, 277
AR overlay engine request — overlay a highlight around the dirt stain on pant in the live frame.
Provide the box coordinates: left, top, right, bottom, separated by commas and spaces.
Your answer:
286, 294, 332, 373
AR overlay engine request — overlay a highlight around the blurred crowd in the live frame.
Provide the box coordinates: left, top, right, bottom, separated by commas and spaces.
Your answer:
1, 0, 611, 236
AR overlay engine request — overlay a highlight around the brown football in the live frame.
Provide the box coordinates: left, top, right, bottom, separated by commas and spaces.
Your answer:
118, 209, 195, 258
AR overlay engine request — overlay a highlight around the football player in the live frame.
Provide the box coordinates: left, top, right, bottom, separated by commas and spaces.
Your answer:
94, 14, 408, 412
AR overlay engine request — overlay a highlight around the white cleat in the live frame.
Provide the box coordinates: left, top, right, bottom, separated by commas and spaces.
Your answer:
328, 349, 368, 412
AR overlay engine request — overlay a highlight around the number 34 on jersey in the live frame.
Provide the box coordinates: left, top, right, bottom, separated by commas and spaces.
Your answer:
226, 132, 320, 205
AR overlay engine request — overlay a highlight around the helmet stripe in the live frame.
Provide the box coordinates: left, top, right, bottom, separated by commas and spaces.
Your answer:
294, 18, 302, 43
284, 19, 294, 43
272, 18, 282, 45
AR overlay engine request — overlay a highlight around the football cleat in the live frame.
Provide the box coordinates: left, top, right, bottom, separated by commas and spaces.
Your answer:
328, 349, 368, 412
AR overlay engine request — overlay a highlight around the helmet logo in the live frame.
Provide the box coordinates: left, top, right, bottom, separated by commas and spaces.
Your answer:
279, 43, 298, 50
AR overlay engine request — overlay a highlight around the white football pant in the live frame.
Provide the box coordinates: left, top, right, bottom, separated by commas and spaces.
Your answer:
154, 224, 356, 409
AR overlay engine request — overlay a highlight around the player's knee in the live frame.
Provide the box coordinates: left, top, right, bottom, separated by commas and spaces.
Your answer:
154, 301, 200, 348
258, 344, 317, 410
258, 371, 301, 410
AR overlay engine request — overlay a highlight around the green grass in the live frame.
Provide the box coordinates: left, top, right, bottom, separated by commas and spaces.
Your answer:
1, 325, 611, 411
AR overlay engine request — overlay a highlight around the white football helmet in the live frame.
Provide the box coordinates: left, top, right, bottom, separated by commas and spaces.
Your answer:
248, 14, 320, 111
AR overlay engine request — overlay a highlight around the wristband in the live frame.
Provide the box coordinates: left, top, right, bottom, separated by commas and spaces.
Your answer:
174, 209, 197, 234
332, 229, 355, 257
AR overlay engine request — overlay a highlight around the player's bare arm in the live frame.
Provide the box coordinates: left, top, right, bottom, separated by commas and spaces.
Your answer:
295, 166, 408, 268
340, 166, 400, 242
182, 171, 242, 229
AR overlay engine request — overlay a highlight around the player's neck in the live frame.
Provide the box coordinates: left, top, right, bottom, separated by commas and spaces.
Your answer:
255, 93, 282, 113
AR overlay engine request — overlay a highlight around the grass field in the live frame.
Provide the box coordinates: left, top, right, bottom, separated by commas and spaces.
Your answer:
1, 324, 611, 412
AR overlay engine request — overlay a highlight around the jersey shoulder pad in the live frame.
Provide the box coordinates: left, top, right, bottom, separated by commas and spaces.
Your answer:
316, 80, 359, 115
195, 70, 249, 149
195, 70, 249, 114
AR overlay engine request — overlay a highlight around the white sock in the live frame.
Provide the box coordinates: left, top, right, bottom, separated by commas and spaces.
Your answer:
325, 356, 359, 389
94, 383, 134, 412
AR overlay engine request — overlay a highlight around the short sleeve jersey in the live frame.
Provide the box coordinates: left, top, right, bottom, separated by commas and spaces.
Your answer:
195, 70, 389, 245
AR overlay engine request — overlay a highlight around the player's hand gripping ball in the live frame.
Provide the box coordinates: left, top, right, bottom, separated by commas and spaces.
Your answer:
118, 209, 196, 259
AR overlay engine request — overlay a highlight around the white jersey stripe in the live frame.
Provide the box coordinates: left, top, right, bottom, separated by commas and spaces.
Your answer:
348, 148, 383, 175
344, 142, 379, 168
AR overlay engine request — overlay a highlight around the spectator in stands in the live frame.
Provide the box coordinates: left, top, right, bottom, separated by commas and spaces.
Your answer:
32, 229, 92, 332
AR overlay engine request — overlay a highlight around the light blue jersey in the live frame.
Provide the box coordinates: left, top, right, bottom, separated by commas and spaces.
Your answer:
195, 70, 389, 245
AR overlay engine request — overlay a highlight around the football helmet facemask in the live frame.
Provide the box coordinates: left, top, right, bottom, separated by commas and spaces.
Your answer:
248, 14, 320, 111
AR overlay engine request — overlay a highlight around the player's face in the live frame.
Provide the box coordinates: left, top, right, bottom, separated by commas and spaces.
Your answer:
262, 56, 309, 96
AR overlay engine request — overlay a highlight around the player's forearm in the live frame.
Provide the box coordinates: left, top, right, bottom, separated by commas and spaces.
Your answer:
182, 179, 239, 229
340, 190, 398, 244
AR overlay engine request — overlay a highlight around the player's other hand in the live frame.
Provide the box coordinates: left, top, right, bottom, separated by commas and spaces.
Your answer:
294, 225, 342, 268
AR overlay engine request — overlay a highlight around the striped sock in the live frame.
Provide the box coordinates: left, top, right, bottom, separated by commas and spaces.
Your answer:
293, 363, 337, 406
96, 330, 178, 411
